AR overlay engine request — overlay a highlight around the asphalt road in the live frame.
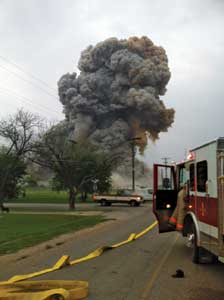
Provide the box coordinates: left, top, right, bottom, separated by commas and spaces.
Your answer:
1, 203, 224, 300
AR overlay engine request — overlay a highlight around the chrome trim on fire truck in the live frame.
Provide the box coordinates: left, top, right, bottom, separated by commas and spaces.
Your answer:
198, 221, 218, 239
218, 256, 224, 264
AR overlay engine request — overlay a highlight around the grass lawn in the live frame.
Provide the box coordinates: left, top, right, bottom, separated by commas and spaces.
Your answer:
0, 214, 105, 255
8, 188, 93, 204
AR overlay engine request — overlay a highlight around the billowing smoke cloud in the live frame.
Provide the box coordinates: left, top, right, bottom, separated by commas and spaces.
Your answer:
58, 36, 175, 154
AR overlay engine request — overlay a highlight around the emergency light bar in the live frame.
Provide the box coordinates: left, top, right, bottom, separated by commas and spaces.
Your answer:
187, 151, 194, 160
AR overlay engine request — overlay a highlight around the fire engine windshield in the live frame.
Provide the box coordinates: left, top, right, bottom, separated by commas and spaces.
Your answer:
178, 164, 189, 189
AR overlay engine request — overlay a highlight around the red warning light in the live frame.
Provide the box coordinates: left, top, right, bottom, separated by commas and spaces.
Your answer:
187, 151, 194, 160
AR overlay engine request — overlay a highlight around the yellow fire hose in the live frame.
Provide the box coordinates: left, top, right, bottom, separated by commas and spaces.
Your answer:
0, 221, 157, 300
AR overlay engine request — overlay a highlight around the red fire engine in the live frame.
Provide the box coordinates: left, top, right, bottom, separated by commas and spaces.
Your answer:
153, 137, 224, 263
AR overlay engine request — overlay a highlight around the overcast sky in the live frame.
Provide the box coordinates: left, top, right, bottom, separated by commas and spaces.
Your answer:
0, 0, 223, 166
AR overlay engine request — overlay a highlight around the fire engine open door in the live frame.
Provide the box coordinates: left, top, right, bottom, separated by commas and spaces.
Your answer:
153, 164, 178, 233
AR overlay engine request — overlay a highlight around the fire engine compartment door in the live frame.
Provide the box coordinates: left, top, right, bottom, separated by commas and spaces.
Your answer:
218, 152, 224, 235
153, 164, 178, 233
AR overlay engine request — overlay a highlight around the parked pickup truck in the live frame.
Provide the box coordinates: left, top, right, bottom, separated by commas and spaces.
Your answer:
92, 190, 143, 207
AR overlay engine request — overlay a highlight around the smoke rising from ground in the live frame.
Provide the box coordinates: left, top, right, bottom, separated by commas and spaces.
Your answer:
58, 36, 174, 154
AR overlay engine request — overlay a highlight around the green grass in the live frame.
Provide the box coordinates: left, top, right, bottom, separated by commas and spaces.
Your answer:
0, 214, 105, 255
8, 188, 93, 204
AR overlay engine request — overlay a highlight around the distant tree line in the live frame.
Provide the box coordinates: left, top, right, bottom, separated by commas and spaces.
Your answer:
0, 109, 119, 209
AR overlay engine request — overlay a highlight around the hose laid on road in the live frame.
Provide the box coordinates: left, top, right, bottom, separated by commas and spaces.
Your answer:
0, 280, 88, 300
0, 221, 158, 300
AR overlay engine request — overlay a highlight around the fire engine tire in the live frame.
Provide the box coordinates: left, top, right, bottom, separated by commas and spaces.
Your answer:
130, 200, 137, 207
191, 223, 201, 264
189, 223, 219, 264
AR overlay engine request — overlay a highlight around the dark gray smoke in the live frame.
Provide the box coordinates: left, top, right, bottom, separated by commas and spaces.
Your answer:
58, 36, 174, 153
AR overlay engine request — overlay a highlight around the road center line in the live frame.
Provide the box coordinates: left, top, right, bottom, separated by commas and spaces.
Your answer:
141, 234, 179, 300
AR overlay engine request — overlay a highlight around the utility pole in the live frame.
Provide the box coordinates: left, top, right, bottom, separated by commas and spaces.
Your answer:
128, 137, 141, 191
161, 157, 170, 178
131, 143, 136, 191
161, 157, 171, 189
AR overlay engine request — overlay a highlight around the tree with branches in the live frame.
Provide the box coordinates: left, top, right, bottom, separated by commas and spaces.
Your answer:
0, 109, 41, 207
0, 109, 41, 157
33, 122, 116, 209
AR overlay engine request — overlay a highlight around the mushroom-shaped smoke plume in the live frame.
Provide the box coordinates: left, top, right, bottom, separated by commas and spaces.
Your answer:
58, 36, 175, 154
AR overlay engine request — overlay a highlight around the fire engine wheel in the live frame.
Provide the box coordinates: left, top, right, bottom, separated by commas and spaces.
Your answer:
187, 223, 219, 264
189, 223, 201, 264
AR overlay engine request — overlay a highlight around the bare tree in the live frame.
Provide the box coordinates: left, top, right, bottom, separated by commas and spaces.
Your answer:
0, 109, 42, 158
0, 109, 42, 207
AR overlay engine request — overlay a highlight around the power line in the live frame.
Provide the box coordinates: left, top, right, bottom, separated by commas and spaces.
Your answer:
0, 87, 61, 118
0, 64, 57, 99
0, 55, 57, 93
0, 85, 61, 115
0, 90, 55, 119
161, 157, 171, 165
